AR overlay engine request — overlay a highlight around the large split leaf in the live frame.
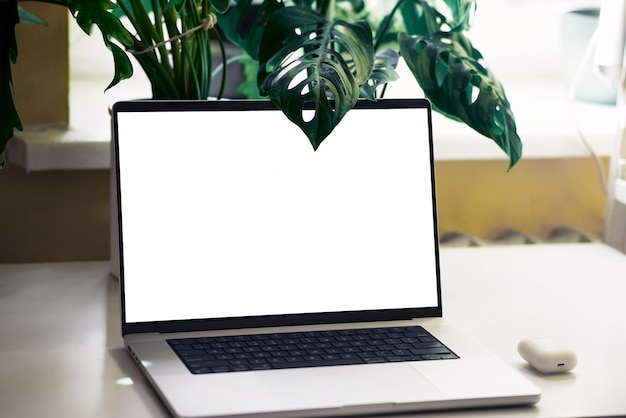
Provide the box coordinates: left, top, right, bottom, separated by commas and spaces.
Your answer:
258, 7, 374, 150
397, 0, 474, 36
220, 0, 284, 60
359, 48, 399, 100
398, 0, 446, 37
441, 0, 476, 32
0, 0, 21, 167
68, 0, 134, 90
399, 31, 521, 168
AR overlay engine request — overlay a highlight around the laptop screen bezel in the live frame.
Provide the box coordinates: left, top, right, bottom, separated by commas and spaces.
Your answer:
113, 98, 442, 336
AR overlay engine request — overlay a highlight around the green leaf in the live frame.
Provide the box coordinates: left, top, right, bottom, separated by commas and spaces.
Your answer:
210, 0, 230, 14
107, 41, 136, 90
220, 0, 284, 61
399, 32, 521, 168
399, 0, 445, 36
112, 0, 152, 17
258, 7, 374, 150
67, 0, 134, 90
17, 5, 47, 26
442, 0, 476, 31
163, 0, 184, 13
337, 0, 366, 14
233, 53, 263, 98
360, 48, 399, 100
0, 0, 22, 166
164, 0, 228, 14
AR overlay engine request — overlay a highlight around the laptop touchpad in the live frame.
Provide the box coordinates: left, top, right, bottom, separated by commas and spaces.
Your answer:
258, 363, 444, 408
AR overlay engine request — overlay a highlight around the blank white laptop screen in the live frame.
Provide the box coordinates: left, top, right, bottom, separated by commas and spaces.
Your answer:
116, 101, 439, 324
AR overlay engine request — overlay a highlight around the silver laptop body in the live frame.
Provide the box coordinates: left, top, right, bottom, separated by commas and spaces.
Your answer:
112, 99, 540, 418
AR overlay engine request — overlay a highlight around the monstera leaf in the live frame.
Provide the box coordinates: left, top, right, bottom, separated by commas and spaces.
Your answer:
360, 48, 399, 100
220, 0, 284, 61
399, 31, 521, 168
440, 0, 475, 32
258, 7, 374, 150
68, 0, 133, 90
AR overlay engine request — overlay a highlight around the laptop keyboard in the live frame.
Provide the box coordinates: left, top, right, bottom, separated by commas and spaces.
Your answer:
167, 326, 458, 374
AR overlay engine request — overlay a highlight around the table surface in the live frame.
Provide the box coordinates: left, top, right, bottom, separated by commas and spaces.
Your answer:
2, 242, 626, 418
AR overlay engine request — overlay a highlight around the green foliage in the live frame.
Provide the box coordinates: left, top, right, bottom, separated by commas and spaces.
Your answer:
219, 0, 284, 61
110, 0, 220, 99
68, 0, 134, 89
233, 53, 263, 98
399, 31, 521, 168
258, 7, 374, 149
0, 0, 523, 168
360, 48, 399, 100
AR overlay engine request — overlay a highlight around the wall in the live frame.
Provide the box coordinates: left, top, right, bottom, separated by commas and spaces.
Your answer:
435, 157, 608, 241
11, 3, 69, 126
0, 157, 607, 263
0, 165, 109, 263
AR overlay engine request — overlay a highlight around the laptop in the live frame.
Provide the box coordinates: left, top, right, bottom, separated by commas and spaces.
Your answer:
112, 98, 541, 418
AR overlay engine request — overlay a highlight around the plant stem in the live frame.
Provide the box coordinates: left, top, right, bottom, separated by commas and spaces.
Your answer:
212, 27, 226, 99
373, 0, 406, 51
151, 0, 171, 73
162, 0, 183, 94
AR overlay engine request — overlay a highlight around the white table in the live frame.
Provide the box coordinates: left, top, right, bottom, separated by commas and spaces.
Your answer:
1, 243, 626, 417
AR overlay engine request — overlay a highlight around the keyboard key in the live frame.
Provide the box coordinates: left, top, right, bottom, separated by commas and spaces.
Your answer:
211, 365, 231, 373
249, 363, 272, 370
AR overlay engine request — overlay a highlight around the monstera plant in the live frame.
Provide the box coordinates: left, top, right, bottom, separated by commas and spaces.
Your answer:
0, 0, 521, 169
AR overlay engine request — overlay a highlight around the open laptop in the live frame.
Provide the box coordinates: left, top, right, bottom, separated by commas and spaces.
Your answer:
112, 98, 540, 418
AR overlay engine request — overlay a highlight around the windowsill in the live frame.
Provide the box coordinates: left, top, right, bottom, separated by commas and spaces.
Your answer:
7, 70, 151, 172
6, 3, 619, 172
431, 79, 618, 161
8, 72, 618, 172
